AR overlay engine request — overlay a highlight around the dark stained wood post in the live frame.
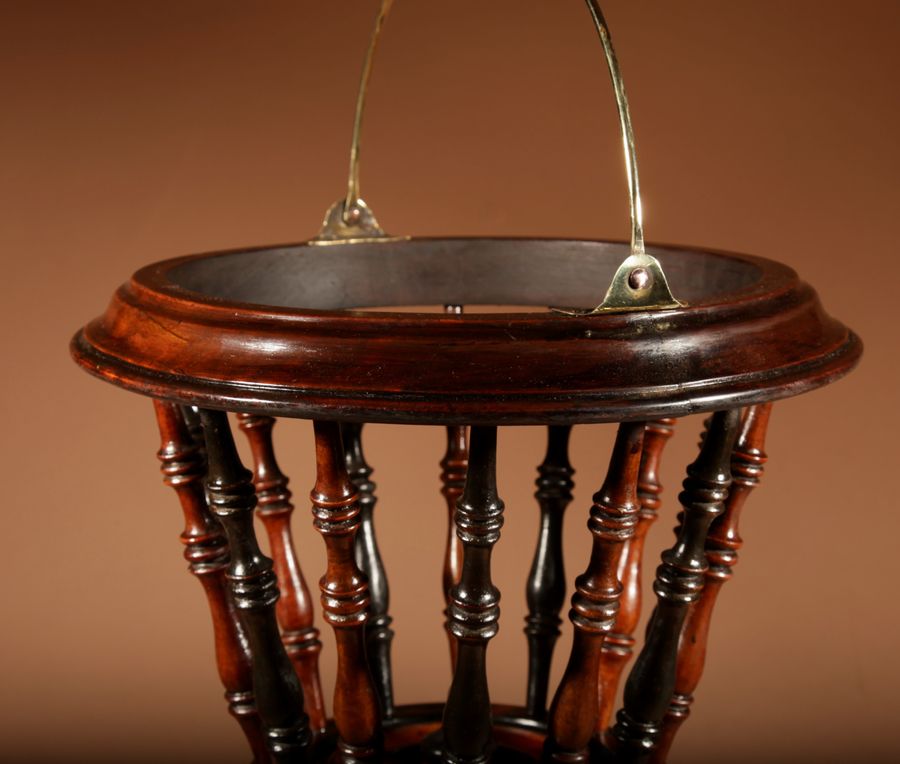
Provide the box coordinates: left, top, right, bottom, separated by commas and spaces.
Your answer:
237, 413, 327, 736
440, 424, 468, 670
199, 408, 311, 763
153, 401, 269, 762
311, 420, 382, 761
181, 405, 206, 454
650, 404, 773, 763
610, 409, 741, 763
524, 425, 574, 720
597, 419, 676, 733
442, 425, 504, 764
544, 421, 645, 763
341, 422, 396, 718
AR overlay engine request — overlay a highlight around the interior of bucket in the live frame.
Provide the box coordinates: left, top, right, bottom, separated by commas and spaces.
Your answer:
168, 238, 764, 312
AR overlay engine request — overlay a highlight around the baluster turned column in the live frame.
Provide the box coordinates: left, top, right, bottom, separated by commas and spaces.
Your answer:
650, 404, 773, 763
442, 426, 505, 764
441, 305, 468, 671
544, 422, 645, 763
597, 419, 676, 733
440, 425, 468, 670
609, 409, 741, 763
153, 401, 268, 762
311, 421, 382, 761
341, 422, 396, 718
238, 413, 327, 736
524, 425, 574, 720
199, 409, 311, 762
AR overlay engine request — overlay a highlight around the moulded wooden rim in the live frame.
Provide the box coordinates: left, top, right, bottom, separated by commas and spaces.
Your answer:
71, 237, 861, 424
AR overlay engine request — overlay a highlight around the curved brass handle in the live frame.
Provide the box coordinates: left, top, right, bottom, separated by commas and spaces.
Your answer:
558, 0, 682, 313
312, 0, 394, 244
312, 1, 683, 313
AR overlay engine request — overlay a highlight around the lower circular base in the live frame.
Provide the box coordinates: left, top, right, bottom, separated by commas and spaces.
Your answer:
312, 704, 546, 762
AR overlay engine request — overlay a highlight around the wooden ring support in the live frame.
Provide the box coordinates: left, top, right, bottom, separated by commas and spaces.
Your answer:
72, 237, 858, 425
72, 234, 859, 763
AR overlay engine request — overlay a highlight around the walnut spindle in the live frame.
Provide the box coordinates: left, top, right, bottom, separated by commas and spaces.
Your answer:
341, 422, 396, 719
440, 424, 468, 670
442, 425, 504, 764
610, 408, 741, 763
524, 425, 574, 720
238, 412, 327, 736
153, 401, 268, 762
650, 404, 773, 763
440, 304, 468, 671
311, 420, 382, 761
597, 419, 676, 733
200, 409, 311, 762
544, 421, 646, 763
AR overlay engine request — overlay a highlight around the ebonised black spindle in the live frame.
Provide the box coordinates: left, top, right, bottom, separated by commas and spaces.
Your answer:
524, 425, 574, 720
650, 404, 772, 763
153, 401, 268, 762
341, 422, 395, 719
597, 419, 676, 733
544, 422, 645, 763
199, 409, 311, 763
609, 409, 741, 763
311, 420, 382, 761
238, 412, 327, 736
442, 425, 504, 764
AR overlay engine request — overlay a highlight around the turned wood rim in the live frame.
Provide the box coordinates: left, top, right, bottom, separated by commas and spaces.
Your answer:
71, 237, 861, 425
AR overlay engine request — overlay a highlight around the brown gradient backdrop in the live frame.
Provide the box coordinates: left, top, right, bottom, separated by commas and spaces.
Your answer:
2, 1, 898, 762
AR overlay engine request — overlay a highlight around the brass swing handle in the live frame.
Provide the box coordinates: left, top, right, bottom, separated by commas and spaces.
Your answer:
312, 0, 394, 245
312, 0, 683, 314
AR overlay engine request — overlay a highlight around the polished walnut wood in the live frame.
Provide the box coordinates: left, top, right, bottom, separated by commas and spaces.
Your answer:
610, 409, 741, 763
440, 424, 468, 671
153, 401, 269, 761
311, 420, 382, 760
545, 421, 645, 763
341, 422, 396, 719
525, 425, 574, 720
650, 404, 773, 763
72, 231, 861, 763
237, 412, 327, 736
443, 425, 505, 764
72, 239, 861, 426
199, 408, 311, 762
597, 419, 676, 734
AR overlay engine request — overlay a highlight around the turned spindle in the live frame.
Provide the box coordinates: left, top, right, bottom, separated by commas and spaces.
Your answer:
545, 421, 646, 763
650, 404, 772, 763
341, 422, 396, 718
199, 409, 311, 762
311, 420, 382, 760
524, 425, 574, 720
442, 425, 504, 764
238, 412, 327, 736
597, 419, 676, 733
440, 424, 468, 670
153, 401, 268, 761
181, 405, 206, 452
610, 409, 741, 763
440, 304, 468, 671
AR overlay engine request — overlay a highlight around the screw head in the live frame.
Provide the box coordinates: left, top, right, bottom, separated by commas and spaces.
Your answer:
344, 205, 362, 224
627, 267, 652, 291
